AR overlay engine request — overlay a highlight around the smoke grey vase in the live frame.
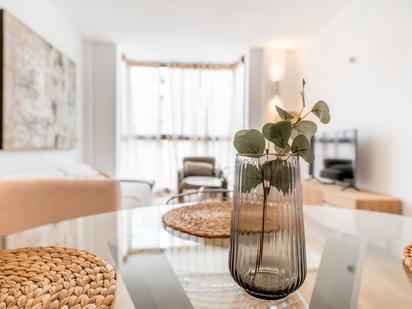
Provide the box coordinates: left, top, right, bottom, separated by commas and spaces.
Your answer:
229, 154, 306, 300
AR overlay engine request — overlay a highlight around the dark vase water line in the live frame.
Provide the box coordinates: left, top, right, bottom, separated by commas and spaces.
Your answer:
229, 154, 307, 300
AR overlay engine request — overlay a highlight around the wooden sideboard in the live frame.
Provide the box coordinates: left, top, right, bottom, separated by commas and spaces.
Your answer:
302, 179, 402, 214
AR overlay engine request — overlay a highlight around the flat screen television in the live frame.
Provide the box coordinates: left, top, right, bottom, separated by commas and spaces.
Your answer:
309, 129, 358, 188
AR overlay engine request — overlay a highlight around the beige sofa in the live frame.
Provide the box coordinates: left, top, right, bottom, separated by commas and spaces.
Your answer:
0, 165, 121, 236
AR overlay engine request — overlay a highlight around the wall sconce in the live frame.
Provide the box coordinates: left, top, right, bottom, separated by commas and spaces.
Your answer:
266, 80, 282, 123
271, 80, 282, 109
272, 80, 280, 97
270, 68, 284, 82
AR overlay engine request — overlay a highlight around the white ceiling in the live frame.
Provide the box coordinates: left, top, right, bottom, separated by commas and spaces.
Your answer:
53, 0, 349, 62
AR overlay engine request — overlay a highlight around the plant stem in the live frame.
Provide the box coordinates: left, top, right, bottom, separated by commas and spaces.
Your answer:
254, 184, 270, 280
298, 106, 305, 118
300, 110, 312, 120
260, 186, 270, 262
293, 110, 311, 128
253, 158, 278, 280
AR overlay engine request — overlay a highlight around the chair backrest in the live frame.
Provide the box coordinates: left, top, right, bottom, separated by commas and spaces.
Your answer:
183, 156, 215, 168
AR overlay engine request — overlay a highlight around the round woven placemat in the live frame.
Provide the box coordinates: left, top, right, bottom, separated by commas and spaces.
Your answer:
0, 246, 116, 309
403, 243, 412, 271
163, 201, 232, 238
162, 200, 287, 238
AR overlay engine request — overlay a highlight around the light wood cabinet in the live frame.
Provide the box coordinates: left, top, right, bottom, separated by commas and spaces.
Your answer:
302, 179, 402, 214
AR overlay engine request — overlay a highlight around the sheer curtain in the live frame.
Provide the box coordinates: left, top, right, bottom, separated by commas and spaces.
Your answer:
119, 62, 245, 191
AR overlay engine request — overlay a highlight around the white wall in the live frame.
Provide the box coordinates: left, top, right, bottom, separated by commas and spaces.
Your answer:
0, 0, 83, 175
83, 42, 118, 175
246, 49, 264, 129
300, 0, 412, 214
247, 48, 300, 129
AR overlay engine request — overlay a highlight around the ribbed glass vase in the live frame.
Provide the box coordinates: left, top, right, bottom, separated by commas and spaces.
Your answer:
229, 154, 306, 300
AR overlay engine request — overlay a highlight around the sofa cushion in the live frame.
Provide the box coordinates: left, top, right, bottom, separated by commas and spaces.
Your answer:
0, 164, 106, 180
0, 179, 121, 236
184, 161, 214, 177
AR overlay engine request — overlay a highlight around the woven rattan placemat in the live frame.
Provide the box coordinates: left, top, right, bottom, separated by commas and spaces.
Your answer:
0, 246, 116, 309
162, 201, 232, 238
403, 243, 412, 284
162, 200, 288, 239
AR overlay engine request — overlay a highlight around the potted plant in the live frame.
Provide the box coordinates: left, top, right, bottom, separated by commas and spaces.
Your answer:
229, 80, 330, 299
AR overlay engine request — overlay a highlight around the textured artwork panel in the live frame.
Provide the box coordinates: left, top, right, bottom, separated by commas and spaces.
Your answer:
1, 10, 77, 150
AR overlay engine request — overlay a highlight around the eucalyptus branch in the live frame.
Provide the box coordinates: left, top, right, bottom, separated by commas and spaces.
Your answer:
298, 106, 305, 118
298, 79, 306, 116
300, 110, 312, 121
233, 79, 330, 192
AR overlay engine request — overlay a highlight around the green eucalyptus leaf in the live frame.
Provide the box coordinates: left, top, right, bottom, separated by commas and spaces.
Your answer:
235, 130, 247, 137
262, 161, 273, 182
274, 144, 291, 154
275, 105, 294, 121
241, 164, 263, 192
312, 100, 331, 124
291, 120, 317, 140
262, 121, 292, 149
233, 129, 265, 154
291, 134, 314, 163
270, 159, 292, 195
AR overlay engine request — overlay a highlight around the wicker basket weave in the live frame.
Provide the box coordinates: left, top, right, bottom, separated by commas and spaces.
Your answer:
403, 243, 412, 270
162, 201, 232, 238
162, 200, 288, 239
0, 247, 116, 309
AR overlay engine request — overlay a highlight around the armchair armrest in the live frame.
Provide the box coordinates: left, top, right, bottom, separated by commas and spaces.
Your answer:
213, 168, 224, 178
177, 169, 184, 193
213, 168, 228, 189
118, 179, 155, 190
118, 178, 155, 208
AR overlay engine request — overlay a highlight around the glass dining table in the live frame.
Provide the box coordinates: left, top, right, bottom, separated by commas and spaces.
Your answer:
2, 204, 412, 309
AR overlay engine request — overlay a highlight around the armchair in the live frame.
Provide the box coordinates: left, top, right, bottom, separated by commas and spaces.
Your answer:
119, 178, 155, 208
177, 156, 227, 194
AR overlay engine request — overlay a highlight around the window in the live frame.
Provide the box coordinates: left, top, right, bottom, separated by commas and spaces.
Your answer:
119, 61, 245, 191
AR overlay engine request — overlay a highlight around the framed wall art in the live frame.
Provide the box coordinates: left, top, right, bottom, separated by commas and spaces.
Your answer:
0, 10, 77, 150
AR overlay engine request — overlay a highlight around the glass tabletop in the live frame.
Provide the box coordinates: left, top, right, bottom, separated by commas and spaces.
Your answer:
2, 205, 412, 308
